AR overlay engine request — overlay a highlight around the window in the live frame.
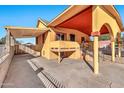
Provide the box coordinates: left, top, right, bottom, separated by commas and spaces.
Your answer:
70, 34, 75, 41
42, 33, 45, 44
81, 37, 85, 43
56, 33, 65, 40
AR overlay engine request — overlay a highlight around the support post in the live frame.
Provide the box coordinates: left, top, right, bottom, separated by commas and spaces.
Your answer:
93, 36, 99, 74
58, 51, 61, 63
118, 41, 121, 58
111, 41, 115, 62
5, 30, 10, 52
67, 33, 70, 41
118, 33, 121, 58
10, 36, 15, 46
91, 31, 100, 74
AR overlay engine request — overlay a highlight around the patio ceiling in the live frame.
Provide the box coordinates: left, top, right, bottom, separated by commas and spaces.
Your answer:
56, 6, 92, 36
5, 26, 48, 38
48, 5, 123, 36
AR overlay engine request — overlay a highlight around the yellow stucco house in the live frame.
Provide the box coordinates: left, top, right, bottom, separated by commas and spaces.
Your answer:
5, 5, 123, 74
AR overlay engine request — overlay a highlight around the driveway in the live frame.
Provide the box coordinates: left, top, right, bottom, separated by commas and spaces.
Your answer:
2, 54, 45, 88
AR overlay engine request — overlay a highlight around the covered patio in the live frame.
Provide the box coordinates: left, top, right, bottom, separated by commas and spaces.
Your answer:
5, 26, 48, 38
48, 5, 123, 74
4, 26, 48, 56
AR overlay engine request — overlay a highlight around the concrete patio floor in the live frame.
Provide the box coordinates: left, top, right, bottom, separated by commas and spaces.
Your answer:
2, 52, 124, 88
2, 54, 45, 88
30, 56, 124, 88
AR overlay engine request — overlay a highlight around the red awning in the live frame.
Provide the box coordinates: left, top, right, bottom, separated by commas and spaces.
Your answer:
56, 6, 92, 36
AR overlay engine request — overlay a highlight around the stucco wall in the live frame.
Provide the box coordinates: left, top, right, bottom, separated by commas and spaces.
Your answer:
37, 35, 43, 45
37, 20, 90, 59
37, 21, 47, 29
52, 27, 90, 43
41, 31, 52, 59
42, 27, 88, 59
92, 6, 121, 39
0, 46, 14, 87
48, 27, 89, 59
37, 20, 51, 59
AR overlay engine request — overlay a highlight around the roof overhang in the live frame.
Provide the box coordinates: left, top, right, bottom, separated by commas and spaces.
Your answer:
5, 26, 48, 38
122, 28, 124, 32
48, 5, 123, 31
48, 5, 90, 27
37, 18, 47, 27
102, 5, 123, 30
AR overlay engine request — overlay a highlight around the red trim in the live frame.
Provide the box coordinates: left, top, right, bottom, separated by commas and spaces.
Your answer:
100, 25, 109, 34
91, 31, 100, 36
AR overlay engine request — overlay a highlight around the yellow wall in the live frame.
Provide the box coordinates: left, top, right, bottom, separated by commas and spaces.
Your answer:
37, 20, 90, 59
48, 27, 90, 59
41, 32, 52, 59
50, 41, 81, 59
92, 6, 121, 40
37, 20, 47, 29
36, 20, 47, 45
51, 27, 90, 44
37, 20, 51, 59
37, 6, 121, 60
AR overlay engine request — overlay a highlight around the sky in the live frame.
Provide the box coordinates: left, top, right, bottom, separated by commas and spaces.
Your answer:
0, 5, 124, 44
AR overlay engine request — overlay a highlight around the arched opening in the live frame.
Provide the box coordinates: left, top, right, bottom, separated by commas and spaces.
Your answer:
99, 23, 115, 62
99, 23, 114, 41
